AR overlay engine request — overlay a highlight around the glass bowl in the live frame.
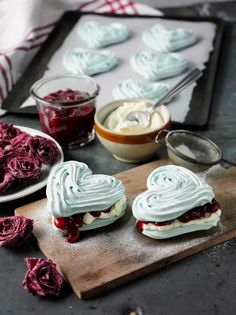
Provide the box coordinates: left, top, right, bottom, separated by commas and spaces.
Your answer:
31, 74, 100, 148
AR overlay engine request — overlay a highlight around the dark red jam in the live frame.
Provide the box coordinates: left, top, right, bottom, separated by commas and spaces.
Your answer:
39, 89, 95, 147
136, 199, 220, 233
54, 207, 112, 243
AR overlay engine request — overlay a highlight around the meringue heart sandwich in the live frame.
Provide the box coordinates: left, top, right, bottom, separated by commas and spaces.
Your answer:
46, 161, 126, 243
132, 165, 221, 239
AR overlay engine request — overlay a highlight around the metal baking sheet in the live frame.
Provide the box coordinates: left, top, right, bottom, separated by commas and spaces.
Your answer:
2, 11, 224, 128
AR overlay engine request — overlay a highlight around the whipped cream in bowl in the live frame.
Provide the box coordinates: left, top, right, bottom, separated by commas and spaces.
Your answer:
94, 98, 171, 163
104, 100, 166, 135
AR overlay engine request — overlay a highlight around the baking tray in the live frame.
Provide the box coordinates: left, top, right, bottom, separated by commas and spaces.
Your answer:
2, 11, 224, 128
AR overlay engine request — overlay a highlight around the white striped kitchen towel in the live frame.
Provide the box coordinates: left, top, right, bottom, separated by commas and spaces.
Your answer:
0, 0, 161, 114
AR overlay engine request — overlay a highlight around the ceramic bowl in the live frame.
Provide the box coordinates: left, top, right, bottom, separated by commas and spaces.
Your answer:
94, 99, 171, 163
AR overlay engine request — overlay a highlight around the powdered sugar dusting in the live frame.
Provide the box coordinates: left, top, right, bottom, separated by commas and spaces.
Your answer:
14, 162, 236, 298
29, 197, 226, 266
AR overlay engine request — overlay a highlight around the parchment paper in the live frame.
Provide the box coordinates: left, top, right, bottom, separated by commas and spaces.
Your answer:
21, 14, 216, 123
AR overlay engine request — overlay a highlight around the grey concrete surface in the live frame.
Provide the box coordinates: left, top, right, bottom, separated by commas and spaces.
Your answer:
1, 1, 236, 315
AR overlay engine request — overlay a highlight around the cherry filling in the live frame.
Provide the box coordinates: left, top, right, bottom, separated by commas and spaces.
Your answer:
53, 207, 112, 243
136, 199, 220, 233
44, 89, 89, 102
39, 89, 95, 147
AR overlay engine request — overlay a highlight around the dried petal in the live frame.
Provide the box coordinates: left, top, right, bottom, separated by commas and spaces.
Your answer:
0, 170, 14, 193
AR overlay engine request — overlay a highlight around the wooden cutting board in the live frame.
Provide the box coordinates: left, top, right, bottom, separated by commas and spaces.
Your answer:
15, 159, 236, 299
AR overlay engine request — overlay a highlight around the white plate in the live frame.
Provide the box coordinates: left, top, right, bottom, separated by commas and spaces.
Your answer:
0, 126, 64, 203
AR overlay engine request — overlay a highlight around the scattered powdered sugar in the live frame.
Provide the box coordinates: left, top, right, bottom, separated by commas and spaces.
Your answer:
29, 197, 227, 268
197, 164, 225, 180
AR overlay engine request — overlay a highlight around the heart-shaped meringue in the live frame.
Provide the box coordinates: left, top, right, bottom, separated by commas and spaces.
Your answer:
112, 79, 172, 103
62, 48, 118, 76
130, 51, 189, 81
142, 24, 199, 52
47, 161, 126, 221
78, 21, 130, 48
132, 165, 221, 239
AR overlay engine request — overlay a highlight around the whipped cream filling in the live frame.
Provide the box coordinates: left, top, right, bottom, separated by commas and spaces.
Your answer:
104, 101, 167, 134
47, 161, 125, 218
130, 51, 189, 81
62, 48, 117, 76
78, 21, 129, 48
142, 209, 221, 232
53, 196, 126, 233
83, 196, 126, 225
112, 79, 172, 103
142, 24, 198, 52
132, 165, 215, 223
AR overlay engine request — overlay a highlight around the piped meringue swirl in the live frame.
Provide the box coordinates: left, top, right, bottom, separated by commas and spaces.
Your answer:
142, 24, 199, 52
63, 48, 117, 76
47, 161, 125, 218
130, 51, 188, 81
78, 21, 129, 48
112, 79, 172, 103
132, 165, 215, 222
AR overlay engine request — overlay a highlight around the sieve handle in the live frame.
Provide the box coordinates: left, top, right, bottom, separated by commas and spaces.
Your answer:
221, 158, 236, 167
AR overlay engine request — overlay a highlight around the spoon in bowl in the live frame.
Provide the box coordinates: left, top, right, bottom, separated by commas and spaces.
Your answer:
125, 68, 202, 128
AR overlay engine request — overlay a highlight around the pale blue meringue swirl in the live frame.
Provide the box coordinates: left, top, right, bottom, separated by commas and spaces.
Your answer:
142, 24, 199, 52
132, 165, 215, 222
47, 161, 125, 218
78, 21, 130, 48
63, 48, 118, 76
130, 51, 189, 81
112, 79, 172, 103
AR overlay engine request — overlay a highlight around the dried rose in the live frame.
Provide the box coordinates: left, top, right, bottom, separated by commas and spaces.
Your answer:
0, 216, 33, 247
29, 136, 59, 164
0, 170, 14, 193
23, 258, 64, 297
10, 132, 33, 152
0, 122, 22, 142
8, 155, 41, 180
4, 148, 29, 161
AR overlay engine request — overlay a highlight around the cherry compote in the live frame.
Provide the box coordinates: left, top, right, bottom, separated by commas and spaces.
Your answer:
39, 89, 96, 148
136, 199, 220, 233
54, 207, 112, 243
54, 214, 84, 243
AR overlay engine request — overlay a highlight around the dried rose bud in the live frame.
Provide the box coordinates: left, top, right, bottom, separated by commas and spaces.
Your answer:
0, 122, 22, 142
10, 132, 33, 153
29, 136, 59, 164
23, 258, 64, 297
0, 216, 33, 247
8, 155, 41, 180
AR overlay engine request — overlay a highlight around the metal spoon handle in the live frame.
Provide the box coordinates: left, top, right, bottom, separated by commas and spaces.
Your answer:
152, 68, 202, 110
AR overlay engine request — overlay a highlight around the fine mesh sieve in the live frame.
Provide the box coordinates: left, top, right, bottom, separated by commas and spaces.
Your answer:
156, 129, 235, 172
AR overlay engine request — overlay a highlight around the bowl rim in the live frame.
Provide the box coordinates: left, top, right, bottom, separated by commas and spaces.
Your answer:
94, 99, 171, 144
30, 74, 100, 107
165, 129, 223, 166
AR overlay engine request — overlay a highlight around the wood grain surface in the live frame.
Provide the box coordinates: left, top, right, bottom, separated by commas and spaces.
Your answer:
15, 160, 236, 299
